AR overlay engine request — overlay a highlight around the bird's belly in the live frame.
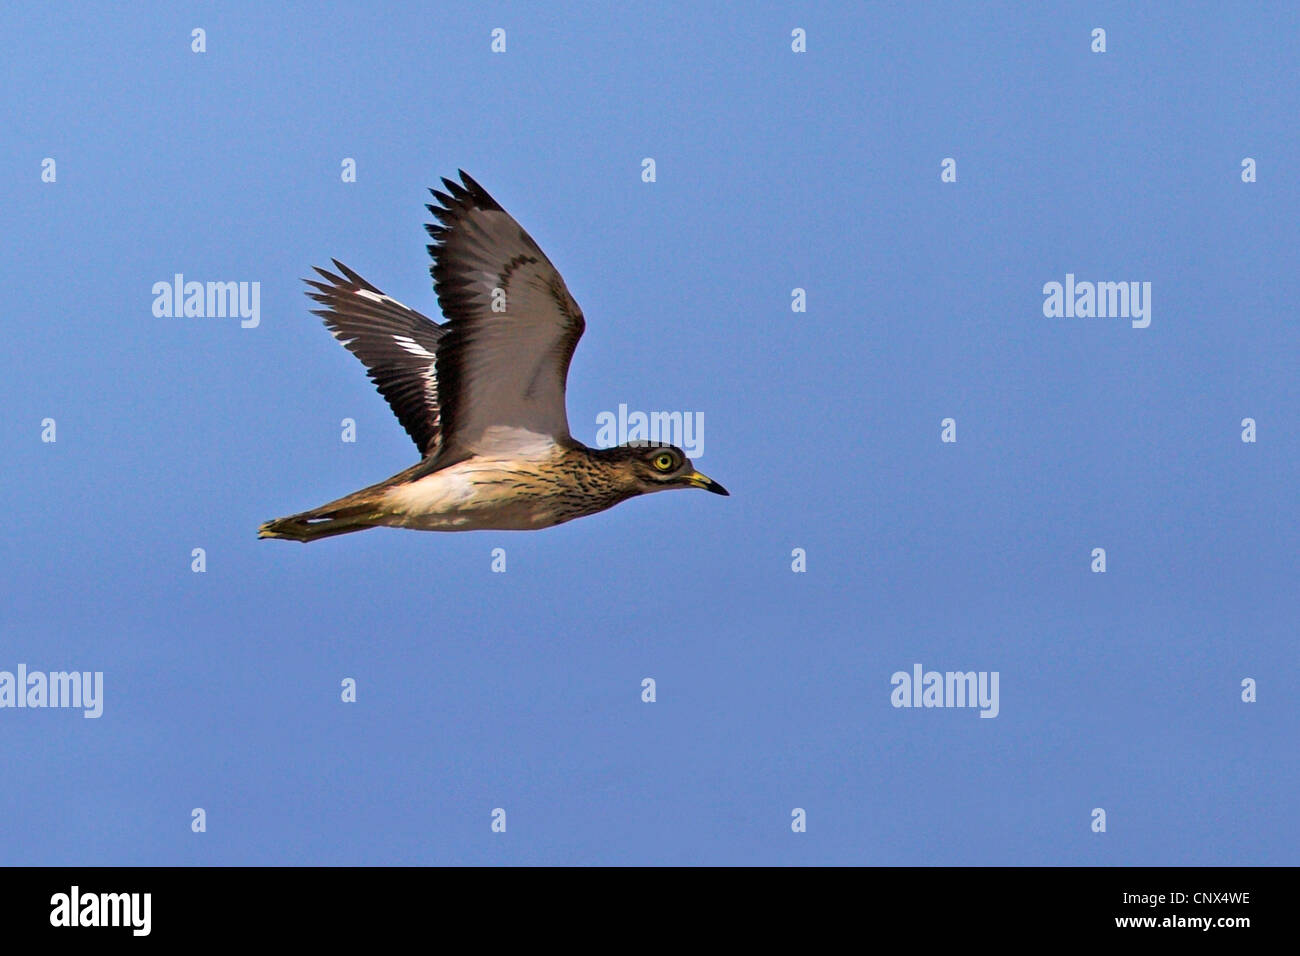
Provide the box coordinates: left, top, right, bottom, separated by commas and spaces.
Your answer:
379, 462, 573, 532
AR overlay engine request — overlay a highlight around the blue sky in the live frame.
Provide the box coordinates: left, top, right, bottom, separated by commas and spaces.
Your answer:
2, 0, 1296, 865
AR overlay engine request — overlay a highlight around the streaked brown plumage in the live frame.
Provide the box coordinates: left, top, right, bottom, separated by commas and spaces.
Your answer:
259, 171, 727, 542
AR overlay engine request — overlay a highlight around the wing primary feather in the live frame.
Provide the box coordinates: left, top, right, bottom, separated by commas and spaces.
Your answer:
423, 172, 586, 455
301, 263, 446, 457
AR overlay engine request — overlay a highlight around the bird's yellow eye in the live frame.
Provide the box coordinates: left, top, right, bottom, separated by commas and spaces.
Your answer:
653, 453, 675, 472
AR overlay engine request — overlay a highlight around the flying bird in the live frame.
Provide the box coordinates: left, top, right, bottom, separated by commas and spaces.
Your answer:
259, 171, 727, 542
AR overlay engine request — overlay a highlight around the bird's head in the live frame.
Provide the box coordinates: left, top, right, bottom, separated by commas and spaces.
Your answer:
598, 443, 729, 498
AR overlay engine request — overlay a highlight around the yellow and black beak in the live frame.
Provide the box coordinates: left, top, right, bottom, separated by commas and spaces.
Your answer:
683, 470, 729, 496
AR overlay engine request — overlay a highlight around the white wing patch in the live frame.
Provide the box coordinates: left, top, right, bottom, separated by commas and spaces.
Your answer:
354, 288, 410, 307
391, 334, 437, 359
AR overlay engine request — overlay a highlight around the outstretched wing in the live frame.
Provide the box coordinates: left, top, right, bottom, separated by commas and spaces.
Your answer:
425, 171, 586, 457
305, 260, 445, 457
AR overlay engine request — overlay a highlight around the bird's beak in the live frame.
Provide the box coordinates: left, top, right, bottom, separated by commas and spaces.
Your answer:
684, 470, 729, 496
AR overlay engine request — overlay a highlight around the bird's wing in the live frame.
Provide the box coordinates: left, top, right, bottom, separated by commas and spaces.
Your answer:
425, 170, 586, 457
305, 260, 445, 457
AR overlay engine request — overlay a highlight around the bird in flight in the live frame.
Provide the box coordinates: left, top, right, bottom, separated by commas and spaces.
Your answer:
259, 171, 727, 542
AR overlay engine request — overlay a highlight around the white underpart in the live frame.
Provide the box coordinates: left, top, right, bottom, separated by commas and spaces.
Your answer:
381, 443, 564, 530
384, 461, 489, 517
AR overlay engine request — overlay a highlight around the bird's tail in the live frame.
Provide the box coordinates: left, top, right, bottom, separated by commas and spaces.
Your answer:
258, 500, 381, 543
260, 463, 424, 543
